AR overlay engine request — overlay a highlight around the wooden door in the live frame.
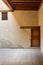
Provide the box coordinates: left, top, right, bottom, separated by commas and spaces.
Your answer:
31, 27, 40, 47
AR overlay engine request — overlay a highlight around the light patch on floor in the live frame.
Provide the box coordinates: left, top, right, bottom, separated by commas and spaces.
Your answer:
0, 48, 43, 65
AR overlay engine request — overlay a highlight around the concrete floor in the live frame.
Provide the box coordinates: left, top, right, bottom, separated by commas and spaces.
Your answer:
0, 48, 43, 65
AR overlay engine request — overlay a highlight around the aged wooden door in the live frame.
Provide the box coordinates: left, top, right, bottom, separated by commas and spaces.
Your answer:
31, 27, 40, 47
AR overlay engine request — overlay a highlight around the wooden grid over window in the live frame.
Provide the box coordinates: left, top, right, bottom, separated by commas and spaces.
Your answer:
2, 12, 8, 20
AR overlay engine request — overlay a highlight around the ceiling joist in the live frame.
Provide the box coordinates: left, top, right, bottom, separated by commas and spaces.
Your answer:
3, 0, 42, 11
3, 0, 14, 12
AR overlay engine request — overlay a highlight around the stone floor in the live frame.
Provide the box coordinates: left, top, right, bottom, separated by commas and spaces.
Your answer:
0, 48, 43, 65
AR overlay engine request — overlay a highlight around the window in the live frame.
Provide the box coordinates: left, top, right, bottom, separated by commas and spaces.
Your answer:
2, 12, 8, 20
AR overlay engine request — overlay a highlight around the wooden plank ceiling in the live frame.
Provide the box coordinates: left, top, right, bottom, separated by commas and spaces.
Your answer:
3, 0, 42, 11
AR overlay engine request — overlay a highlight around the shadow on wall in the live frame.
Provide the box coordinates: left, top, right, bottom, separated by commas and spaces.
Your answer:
0, 39, 26, 48
0, 39, 13, 48
0, 12, 31, 48
13, 11, 38, 26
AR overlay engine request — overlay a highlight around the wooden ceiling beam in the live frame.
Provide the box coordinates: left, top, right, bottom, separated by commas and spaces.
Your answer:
10, 0, 41, 10
7, 0, 15, 10
10, 0, 41, 2
13, 4, 39, 10
3, 0, 14, 12
12, 2, 40, 5
10, 0, 41, 4
3, 0, 42, 11
20, 26, 40, 29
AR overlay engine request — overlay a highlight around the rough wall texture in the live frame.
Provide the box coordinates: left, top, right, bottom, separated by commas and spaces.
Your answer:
39, 3, 43, 52
0, 10, 38, 48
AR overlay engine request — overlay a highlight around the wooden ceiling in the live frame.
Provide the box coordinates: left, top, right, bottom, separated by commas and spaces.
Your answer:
3, 0, 42, 11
